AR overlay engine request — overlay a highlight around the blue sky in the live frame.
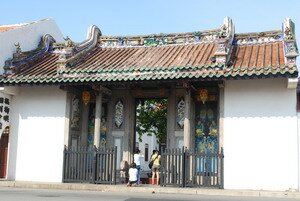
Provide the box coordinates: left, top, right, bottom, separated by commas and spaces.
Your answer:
1, 0, 300, 43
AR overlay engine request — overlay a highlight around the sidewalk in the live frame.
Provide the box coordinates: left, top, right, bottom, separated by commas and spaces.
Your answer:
0, 180, 300, 199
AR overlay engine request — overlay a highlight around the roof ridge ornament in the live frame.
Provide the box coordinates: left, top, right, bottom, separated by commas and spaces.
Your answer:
213, 17, 235, 65
14, 42, 22, 54
4, 34, 56, 75
63, 36, 75, 48
56, 25, 102, 72
283, 18, 299, 66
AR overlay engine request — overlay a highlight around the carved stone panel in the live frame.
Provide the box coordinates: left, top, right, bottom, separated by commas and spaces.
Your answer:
114, 99, 124, 129
176, 97, 185, 129
70, 95, 81, 130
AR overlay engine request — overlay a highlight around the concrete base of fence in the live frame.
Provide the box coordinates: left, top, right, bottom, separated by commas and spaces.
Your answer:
0, 180, 300, 199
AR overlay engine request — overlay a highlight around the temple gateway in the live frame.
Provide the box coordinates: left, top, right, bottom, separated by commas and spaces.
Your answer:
0, 17, 299, 191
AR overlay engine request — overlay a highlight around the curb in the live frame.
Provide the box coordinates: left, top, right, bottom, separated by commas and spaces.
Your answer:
0, 180, 299, 199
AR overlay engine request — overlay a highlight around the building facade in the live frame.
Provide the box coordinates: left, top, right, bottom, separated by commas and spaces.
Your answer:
0, 18, 64, 180
0, 17, 299, 191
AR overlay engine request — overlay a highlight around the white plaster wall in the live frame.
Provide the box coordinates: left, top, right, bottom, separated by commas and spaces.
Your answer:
297, 112, 300, 191
136, 134, 158, 171
0, 18, 64, 74
8, 86, 66, 182
224, 78, 298, 191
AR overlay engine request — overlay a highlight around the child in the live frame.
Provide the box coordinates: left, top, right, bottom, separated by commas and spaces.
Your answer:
127, 162, 138, 187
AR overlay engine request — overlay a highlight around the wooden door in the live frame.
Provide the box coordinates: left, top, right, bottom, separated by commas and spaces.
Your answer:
0, 134, 9, 178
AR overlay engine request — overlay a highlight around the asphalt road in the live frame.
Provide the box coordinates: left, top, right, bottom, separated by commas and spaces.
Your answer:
0, 187, 298, 201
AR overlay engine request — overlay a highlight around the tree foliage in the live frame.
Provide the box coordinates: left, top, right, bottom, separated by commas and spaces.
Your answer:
136, 99, 167, 143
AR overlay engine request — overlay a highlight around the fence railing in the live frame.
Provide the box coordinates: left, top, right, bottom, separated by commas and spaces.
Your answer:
160, 148, 184, 187
160, 147, 224, 188
63, 146, 117, 184
63, 145, 223, 188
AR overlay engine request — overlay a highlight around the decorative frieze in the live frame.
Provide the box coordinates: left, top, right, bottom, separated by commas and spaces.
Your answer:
233, 31, 282, 46
99, 30, 221, 48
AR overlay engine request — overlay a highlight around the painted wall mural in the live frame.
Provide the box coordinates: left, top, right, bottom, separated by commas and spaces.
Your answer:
195, 99, 218, 173
100, 116, 107, 147
195, 101, 218, 154
87, 103, 107, 147
87, 115, 94, 147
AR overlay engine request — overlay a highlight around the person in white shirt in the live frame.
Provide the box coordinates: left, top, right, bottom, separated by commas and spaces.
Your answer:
127, 163, 138, 187
133, 148, 144, 184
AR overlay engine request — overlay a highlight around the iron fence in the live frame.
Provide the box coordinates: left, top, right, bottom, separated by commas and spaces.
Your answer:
63, 146, 117, 184
160, 147, 224, 188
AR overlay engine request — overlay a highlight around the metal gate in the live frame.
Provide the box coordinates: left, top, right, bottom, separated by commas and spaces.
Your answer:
63, 146, 117, 184
160, 147, 224, 188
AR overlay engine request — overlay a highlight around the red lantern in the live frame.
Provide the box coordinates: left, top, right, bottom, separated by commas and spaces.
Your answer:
82, 91, 91, 105
198, 88, 208, 104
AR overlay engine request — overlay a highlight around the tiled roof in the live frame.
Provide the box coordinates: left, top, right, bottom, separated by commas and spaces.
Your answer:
0, 18, 298, 85
66, 43, 218, 72
0, 25, 18, 32
231, 41, 285, 68
1, 43, 295, 85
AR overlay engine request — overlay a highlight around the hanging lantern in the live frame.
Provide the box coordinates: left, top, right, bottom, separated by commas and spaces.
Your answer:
198, 88, 209, 104
82, 91, 91, 105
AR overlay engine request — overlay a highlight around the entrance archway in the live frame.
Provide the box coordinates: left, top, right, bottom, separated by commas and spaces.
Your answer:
0, 127, 9, 178
134, 98, 167, 171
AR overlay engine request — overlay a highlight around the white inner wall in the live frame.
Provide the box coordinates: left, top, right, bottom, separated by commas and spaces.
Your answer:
136, 134, 159, 171
224, 78, 298, 191
8, 86, 66, 182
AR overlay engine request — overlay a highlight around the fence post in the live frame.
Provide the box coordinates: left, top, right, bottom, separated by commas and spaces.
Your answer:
62, 145, 67, 183
92, 146, 97, 184
220, 147, 224, 189
114, 146, 117, 185
182, 146, 186, 188
160, 149, 165, 187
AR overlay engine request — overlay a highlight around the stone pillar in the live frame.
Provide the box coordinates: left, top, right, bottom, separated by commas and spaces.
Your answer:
184, 88, 191, 149
124, 91, 134, 163
167, 85, 176, 148
94, 92, 102, 148
218, 83, 225, 150
64, 92, 72, 147
190, 96, 195, 149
